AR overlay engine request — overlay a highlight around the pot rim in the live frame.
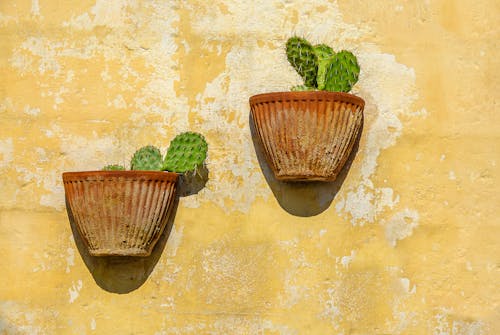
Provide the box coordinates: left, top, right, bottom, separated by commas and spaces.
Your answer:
249, 91, 365, 108
62, 170, 179, 182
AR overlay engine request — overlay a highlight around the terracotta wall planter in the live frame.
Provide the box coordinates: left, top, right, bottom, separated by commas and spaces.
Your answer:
250, 91, 364, 181
62, 171, 178, 257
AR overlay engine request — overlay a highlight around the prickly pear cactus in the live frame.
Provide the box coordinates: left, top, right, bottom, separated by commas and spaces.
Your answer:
102, 164, 125, 171
291, 85, 316, 91
285, 37, 360, 93
130, 145, 163, 171
163, 132, 208, 174
323, 50, 360, 93
313, 44, 335, 90
286, 36, 318, 88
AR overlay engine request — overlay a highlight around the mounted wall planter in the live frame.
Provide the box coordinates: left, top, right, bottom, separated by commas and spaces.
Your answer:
63, 171, 178, 257
250, 91, 364, 181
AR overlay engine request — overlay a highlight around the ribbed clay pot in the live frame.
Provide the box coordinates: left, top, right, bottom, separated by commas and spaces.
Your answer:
250, 91, 364, 181
62, 171, 178, 256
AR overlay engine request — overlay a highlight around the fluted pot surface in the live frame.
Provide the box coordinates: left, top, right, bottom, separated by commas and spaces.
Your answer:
62, 171, 178, 256
250, 91, 364, 181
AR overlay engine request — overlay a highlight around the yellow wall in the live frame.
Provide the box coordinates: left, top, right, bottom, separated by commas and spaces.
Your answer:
1, 0, 498, 334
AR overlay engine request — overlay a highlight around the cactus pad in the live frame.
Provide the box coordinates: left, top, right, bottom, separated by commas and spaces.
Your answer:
323, 50, 360, 93
286, 36, 318, 88
102, 164, 126, 171
130, 145, 163, 171
163, 132, 208, 173
290, 85, 316, 91
313, 44, 335, 90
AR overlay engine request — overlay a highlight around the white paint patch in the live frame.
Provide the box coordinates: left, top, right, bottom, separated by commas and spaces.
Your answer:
110, 94, 127, 109
91, 0, 126, 28
414, 107, 428, 118
34, 147, 48, 163
32, 251, 50, 272
337, 250, 356, 268
0, 138, 14, 168
63, 13, 93, 31
165, 225, 183, 257
383, 209, 419, 247
68, 280, 83, 303
449, 170, 456, 180
64, 0, 127, 30
0, 301, 45, 334
399, 277, 416, 294
319, 287, 341, 329
278, 250, 312, 308
440, 154, 446, 162
66, 248, 75, 273
433, 308, 487, 335
452, 320, 486, 335
336, 185, 399, 225
65, 70, 74, 83
260, 320, 297, 335
159, 296, 175, 309
90, 318, 96, 331
31, 0, 40, 16
24, 104, 41, 116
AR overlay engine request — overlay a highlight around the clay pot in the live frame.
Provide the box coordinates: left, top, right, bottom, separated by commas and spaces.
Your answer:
62, 171, 178, 256
249, 91, 364, 181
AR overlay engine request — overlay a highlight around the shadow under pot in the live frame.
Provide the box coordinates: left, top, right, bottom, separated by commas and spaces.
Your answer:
62, 170, 178, 257
249, 91, 365, 182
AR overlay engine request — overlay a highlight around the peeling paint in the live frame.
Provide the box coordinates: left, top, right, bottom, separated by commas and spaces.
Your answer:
65, 247, 75, 273
68, 280, 83, 304
383, 209, 419, 247
0, 138, 14, 168
337, 250, 356, 268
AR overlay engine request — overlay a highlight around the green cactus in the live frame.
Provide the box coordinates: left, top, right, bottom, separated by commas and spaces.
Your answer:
323, 50, 360, 92
286, 37, 359, 93
130, 145, 163, 171
313, 44, 335, 90
163, 132, 208, 174
291, 85, 316, 91
286, 36, 318, 88
102, 164, 126, 171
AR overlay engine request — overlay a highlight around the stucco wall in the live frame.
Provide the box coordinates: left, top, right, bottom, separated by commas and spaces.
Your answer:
0, 0, 498, 334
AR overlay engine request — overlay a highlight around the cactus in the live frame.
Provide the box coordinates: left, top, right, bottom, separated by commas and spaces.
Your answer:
313, 44, 335, 90
130, 145, 163, 171
291, 84, 316, 91
323, 50, 360, 93
286, 36, 318, 88
102, 164, 126, 171
163, 132, 208, 174
286, 37, 359, 93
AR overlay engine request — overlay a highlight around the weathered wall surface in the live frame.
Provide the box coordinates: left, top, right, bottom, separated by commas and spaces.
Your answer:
0, 0, 498, 334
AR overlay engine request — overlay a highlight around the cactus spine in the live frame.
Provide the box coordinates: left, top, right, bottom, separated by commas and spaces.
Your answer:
163, 132, 208, 174
130, 145, 163, 171
286, 37, 359, 93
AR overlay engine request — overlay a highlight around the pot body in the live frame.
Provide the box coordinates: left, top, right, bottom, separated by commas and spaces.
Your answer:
250, 91, 364, 181
62, 171, 178, 256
